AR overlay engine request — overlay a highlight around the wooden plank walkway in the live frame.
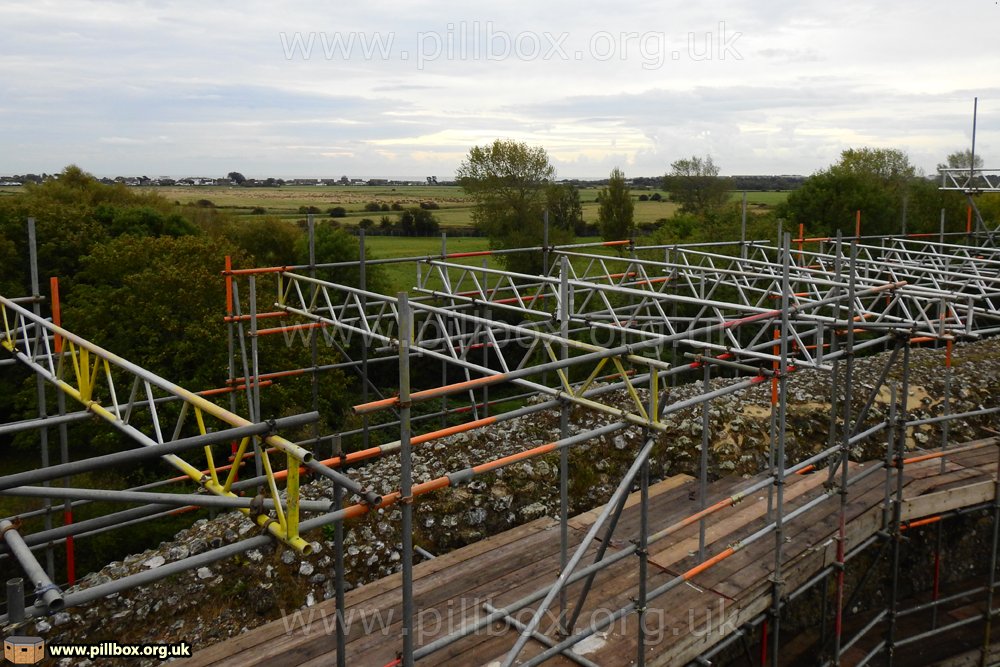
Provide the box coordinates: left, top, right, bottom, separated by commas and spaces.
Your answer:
179, 438, 1000, 667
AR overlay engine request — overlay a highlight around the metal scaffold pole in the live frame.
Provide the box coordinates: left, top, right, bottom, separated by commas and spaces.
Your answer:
332, 433, 347, 667
983, 439, 1000, 665
833, 238, 860, 664
26, 218, 55, 580
398, 292, 415, 667
360, 228, 370, 450
6, 208, 1000, 667
559, 255, 570, 632
769, 232, 792, 665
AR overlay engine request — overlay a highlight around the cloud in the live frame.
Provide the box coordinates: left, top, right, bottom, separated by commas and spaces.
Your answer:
0, 0, 998, 178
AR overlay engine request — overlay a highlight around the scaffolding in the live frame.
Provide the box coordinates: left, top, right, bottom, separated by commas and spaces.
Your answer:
2, 205, 1000, 665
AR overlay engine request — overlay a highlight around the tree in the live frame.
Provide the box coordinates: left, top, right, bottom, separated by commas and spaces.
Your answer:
0, 231, 17, 295
456, 139, 565, 274
546, 183, 585, 236
781, 170, 894, 236
0, 165, 196, 294
598, 168, 635, 241
94, 204, 195, 238
297, 222, 387, 292
664, 155, 729, 217
836, 147, 915, 182
66, 235, 245, 392
938, 149, 985, 176
214, 216, 301, 267
779, 147, 946, 237
397, 208, 440, 236
227, 171, 247, 185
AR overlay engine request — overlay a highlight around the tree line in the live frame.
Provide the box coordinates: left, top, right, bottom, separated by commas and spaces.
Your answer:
455, 140, 998, 269
0, 167, 386, 461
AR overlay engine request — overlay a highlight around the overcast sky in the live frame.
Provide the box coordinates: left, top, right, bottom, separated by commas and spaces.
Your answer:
1, 0, 997, 180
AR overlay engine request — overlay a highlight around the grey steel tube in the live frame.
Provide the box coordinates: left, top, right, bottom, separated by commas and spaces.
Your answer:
6, 578, 24, 622
0, 411, 92, 436
1, 505, 174, 552
0, 486, 332, 512
398, 292, 415, 667
0, 520, 63, 612
0, 412, 320, 492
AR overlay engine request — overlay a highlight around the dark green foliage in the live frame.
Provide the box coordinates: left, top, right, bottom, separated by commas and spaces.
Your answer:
664, 155, 730, 217
397, 208, 440, 235
214, 217, 301, 267
94, 204, 196, 238
66, 235, 242, 391
328, 206, 347, 218
598, 168, 635, 242
0, 165, 195, 294
0, 231, 17, 295
364, 202, 382, 212
781, 169, 895, 235
297, 222, 388, 293
546, 183, 585, 236
651, 201, 777, 247
938, 149, 983, 171
779, 147, 970, 237
456, 139, 569, 274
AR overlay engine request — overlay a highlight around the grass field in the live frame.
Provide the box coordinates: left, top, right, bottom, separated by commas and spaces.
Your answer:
137, 185, 783, 228
734, 191, 790, 206
146, 185, 690, 228
364, 236, 494, 293
2, 184, 787, 229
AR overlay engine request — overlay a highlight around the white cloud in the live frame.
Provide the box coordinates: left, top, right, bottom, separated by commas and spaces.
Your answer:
0, 0, 997, 178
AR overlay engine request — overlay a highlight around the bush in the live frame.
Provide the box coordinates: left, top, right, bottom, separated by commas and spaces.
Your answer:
250, 206, 267, 215
650, 192, 662, 201
638, 194, 649, 202
327, 206, 347, 218
398, 207, 440, 235
298, 205, 322, 214
391, 202, 404, 211
196, 199, 215, 208
419, 201, 440, 210
359, 218, 374, 229
363, 202, 382, 212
